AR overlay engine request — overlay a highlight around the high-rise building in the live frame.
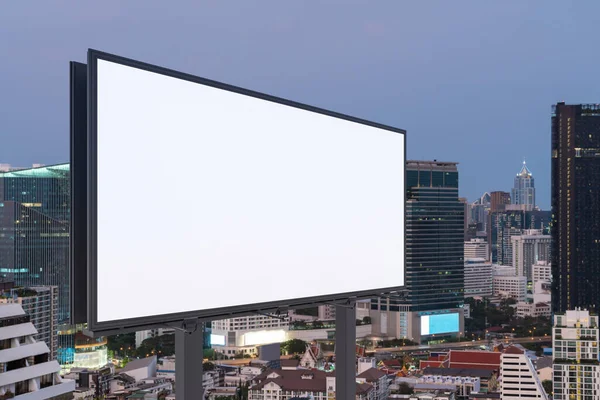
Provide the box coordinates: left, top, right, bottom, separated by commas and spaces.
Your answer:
0, 164, 104, 371
0, 285, 59, 361
552, 103, 600, 313
490, 191, 511, 213
465, 238, 489, 261
469, 192, 491, 231
500, 344, 548, 399
0, 303, 75, 399
460, 197, 469, 240
371, 160, 465, 344
552, 308, 600, 399
511, 161, 535, 211
511, 230, 551, 282
489, 210, 551, 264
404, 160, 464, 311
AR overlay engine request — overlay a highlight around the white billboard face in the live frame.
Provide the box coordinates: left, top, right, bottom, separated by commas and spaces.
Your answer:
88, 50, 405, 333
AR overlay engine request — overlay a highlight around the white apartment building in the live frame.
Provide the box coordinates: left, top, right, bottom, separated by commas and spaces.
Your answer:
532, 261, 551, 286
0, 286, 59, 361
500, 345, 548, 399
0, 303, 75, 399
211, 314, 290, 356
465, 238, 489, 261
553, 308, 600, 400
464, 258, 493, 298
516, 302, 551, 318
493, 275, 527, 302
511, 230, 551, 281
493, 264, 517, 277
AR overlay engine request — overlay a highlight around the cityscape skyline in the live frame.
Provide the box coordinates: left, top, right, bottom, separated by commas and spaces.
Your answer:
4, 2, 600, 209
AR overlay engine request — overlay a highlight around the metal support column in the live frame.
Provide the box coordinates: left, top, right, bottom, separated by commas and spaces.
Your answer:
175, 319, 204, 400
335, 302, 356, 399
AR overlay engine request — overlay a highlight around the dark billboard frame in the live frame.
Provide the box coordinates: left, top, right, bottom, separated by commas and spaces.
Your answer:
85, 48, 407, 336
70, 61, 88, 325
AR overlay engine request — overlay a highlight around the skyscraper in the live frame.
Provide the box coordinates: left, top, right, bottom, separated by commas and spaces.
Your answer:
552, 103, 600, 313
405, 160, 464, 311
490, 191, 511, 212
489, 209, 551, 265
371, 160, 465, 343
511, 161, 535, 210
0, 164, 103, 372
511, 230, 551, 282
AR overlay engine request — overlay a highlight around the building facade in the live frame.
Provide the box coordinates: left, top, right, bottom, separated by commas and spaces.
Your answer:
532, 261, 551, 287
404, 161, 464, 311
0, 285, 59, 361
492, 275, 527, 302
465, 238, 489, 261
371, 161, 464, 344
510, 230, 551, 282
552, 308, 600, 399
0, 303, 75, 399
489, 210, 551, 265
211, 315, 290, 356
464, 258, 493, 298
511, 161, 535, 210
552, 103, 600, 313
469, 192, 490, 231
500, 345, 548, 399
0, 164, 105, 371
490, 191, 511, 213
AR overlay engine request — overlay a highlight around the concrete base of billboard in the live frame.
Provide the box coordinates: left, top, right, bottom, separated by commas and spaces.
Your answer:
175, 319, 204, 399
335, 302, 356, 398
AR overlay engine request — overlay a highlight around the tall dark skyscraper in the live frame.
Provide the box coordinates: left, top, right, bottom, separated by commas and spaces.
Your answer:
405, 160, 464, 311
552, 103, 600, 313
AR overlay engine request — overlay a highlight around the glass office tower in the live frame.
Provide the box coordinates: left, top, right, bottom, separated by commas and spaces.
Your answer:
405, 160, 464, 311
0, 164, 86, 370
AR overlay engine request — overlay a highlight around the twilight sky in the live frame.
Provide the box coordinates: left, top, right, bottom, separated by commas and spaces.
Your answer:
1, 1, 599, 209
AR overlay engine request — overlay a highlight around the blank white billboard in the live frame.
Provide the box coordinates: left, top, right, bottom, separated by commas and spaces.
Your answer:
89, 51, 405, 331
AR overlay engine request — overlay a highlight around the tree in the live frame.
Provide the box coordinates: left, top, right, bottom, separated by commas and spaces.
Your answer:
398, 382, 413, 395
281, 339, 307, 355
542, 380, 552, 395
362, 316, 372, 324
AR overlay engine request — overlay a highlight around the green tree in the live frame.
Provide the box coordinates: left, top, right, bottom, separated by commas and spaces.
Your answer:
362, 316, 372, 324
281, 339, 307, 354
542, 380, 552, 395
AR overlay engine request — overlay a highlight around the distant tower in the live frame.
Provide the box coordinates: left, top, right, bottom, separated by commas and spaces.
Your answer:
511, 161, 535, 210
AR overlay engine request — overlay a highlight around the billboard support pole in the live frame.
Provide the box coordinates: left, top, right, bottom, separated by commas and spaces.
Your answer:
175, 319, 204, 400
335, 301, 356, 398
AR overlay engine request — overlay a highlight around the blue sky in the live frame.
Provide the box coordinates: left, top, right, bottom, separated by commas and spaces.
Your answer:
1, 1, 599, 208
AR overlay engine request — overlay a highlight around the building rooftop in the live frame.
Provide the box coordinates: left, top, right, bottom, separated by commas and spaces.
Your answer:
0, 163, 69, 178
447, 350, 501, 371
357, 367, 387, 382
120, 356, 156, 374
0, 303, 27, 319
422, 367, 494, 379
